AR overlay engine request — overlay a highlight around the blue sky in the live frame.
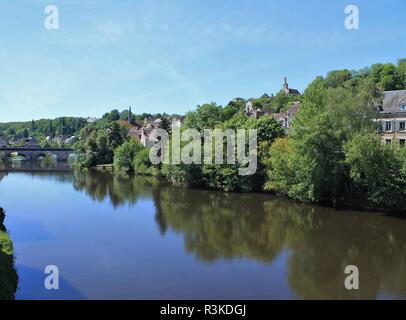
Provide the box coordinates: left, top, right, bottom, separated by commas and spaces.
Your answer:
0, 0, 405, 122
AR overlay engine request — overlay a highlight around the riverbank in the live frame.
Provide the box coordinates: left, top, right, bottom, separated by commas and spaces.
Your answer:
89, 165, 403, 217
0, 207, 18, 300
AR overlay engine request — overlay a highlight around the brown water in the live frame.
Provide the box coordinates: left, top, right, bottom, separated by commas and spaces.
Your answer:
0, 167, 406, 300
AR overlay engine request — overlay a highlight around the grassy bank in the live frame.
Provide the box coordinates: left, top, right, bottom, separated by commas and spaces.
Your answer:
0, 207, 18, 300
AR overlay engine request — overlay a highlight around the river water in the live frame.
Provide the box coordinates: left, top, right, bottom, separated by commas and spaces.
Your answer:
0, 164, 406, 300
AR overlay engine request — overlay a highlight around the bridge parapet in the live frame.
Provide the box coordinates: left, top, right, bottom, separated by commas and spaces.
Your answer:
0, 147, 74, 161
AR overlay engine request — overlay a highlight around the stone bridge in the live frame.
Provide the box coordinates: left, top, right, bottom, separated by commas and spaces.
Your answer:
0, 147, 74, 161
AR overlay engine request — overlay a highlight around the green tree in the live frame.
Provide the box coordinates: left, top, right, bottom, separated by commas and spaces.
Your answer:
160, 117, 172, 134
345, 133, 406, 212
133, 147, 159, 176
183, 103, 224, 130
114, 141, 142, 173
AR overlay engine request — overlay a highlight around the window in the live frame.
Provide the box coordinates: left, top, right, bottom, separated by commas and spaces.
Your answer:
400, 104, 406, 111
399, 121, 406, 131
385, 121, 392, 131
386, 139, 392, 145
400, 139, 406, 147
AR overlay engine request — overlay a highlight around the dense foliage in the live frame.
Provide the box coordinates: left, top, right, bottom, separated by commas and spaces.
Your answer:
74, 122, 128, 167
0, 117, 87, 146
0, 207, 18, 300
265, 59, 406, 213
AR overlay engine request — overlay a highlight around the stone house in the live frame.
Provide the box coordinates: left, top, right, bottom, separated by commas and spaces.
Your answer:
378, 90, 406, 147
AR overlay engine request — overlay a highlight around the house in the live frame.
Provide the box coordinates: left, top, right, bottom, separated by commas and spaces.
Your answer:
8, 138, 21, 146
64, 136, 77, 144
171, 116, 184, 128
269, 102, 301, 129
0, 137, 8, 147
127, 125, 156, 147
26, 138, 40, 148
140, 128, 155, 147
286, 102, 301, 128
378, 89, 406, 147
274, 113, 288, 128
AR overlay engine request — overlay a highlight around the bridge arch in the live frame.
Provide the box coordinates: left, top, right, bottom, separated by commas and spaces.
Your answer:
34, 152, 57, 161
6, 151, 30, 160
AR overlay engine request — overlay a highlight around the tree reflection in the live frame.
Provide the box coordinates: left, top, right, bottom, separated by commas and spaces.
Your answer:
72, 169, 159, 208
8, 169, 404, 299
153, 185, 406, 299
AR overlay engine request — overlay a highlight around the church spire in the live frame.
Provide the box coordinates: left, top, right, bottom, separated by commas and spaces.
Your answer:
283, 77, 289, 93
128, 106, 133, 124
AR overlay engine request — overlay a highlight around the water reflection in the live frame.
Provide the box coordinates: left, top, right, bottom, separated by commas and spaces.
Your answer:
68, 171, 406, 299
0, 159, 72, 172
1, 167, 406, 299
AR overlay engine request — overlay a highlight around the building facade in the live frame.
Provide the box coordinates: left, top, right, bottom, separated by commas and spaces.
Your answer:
378, 90, 406, 147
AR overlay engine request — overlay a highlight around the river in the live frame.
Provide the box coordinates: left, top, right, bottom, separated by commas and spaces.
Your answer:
0, 163, 406, 300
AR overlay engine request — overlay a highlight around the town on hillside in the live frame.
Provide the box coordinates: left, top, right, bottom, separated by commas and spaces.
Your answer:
1, 78, 406, 149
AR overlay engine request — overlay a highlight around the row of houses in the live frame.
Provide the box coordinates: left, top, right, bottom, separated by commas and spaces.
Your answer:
0, 137, 40, 148
0, 135, 77, 148
123, 115, 184, 147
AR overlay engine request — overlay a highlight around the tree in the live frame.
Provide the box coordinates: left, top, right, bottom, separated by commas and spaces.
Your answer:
398, 58, 406, 88
114, 141, 142, 172
345, 133, 406, 212
264, 137, 294, 193
160, 117, 171, 134
108, 122, 127, 150
183, 103, 224, 130
370, 63, 403, 91
103, 109, 120, 122
133, 147, 159, 175
264, 71, 378, 204
30, 120, 36, 132
325, 70, 352, 88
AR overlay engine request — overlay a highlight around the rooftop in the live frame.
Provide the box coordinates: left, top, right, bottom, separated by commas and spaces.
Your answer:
381, 90, 406, 114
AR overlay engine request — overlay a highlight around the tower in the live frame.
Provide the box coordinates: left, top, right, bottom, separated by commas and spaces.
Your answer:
283, 77, 289, 94
128, 106, 133, 124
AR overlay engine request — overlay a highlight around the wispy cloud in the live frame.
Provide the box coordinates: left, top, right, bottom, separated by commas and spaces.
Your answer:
142, 58, 205, 102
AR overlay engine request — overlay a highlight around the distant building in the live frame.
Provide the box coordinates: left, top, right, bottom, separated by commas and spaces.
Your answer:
87, 116, 98, 123
0, 137, 7, 147
271, 101, 301, 129
64, 136, 77, 144
274, 113, 288, 128
245, 101, 254, 114
378, 90, 406, 147
127, 125, 156, 147
140, 128, 155, 147
286, 102, 301, 128
282, 77, 301, 95
171, 116, 184, 128
26, 138, 40, 148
